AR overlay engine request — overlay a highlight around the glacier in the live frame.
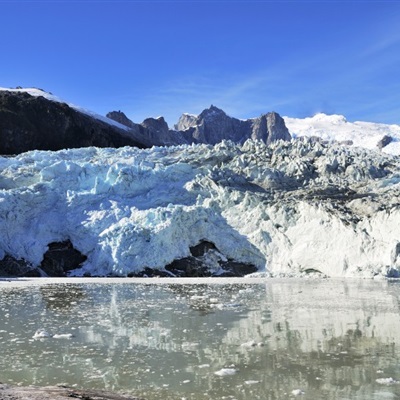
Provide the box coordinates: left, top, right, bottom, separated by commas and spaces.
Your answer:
1, 139, 400, 278
284, 113, 400, 155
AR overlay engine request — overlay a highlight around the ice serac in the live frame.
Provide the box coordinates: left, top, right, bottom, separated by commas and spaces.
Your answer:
1, 139, 400, 278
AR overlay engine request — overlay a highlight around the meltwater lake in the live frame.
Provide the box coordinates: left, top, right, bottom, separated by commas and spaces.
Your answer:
1, 278, 400, 400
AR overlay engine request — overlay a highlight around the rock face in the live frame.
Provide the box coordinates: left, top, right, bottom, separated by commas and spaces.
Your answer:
0, 240, 87, 278
377, 135, 393, 150
0, 255, 41, 277
107, 105, 291, 147
172, 105, 291, 145
40, 240, 87, 277
0, 91, 147, 155
129, 240, 257, 277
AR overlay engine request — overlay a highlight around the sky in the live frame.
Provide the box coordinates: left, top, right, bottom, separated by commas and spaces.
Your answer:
1, 0, 400, 126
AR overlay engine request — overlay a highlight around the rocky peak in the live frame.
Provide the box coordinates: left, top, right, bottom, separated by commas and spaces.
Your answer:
250, 112, 291, 145
106, 110, 136, 129
173, 106, 291, 146
141, 116, 169, 134
174, 113, 197, 131
198, 105, 227, 121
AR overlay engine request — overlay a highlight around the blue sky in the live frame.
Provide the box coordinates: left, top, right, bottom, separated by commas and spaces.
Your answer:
1, 0, 400, 126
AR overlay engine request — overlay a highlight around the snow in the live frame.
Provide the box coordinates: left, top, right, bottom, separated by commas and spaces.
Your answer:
0, 87, 130, 132
1, 138, 400, 278
284, 113, 400, 155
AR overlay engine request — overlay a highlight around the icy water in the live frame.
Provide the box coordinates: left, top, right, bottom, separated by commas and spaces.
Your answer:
1, 278, 400, 400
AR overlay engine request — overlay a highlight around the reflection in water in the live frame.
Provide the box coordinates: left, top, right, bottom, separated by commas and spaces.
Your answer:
1, 279, 400, 399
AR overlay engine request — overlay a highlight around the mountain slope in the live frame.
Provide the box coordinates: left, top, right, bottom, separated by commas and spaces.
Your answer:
0, 89, 148, 154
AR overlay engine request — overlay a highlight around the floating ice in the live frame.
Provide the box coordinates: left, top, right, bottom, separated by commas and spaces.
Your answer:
214, 368, 237, 376
33, 329, 51, 338
52, 333, 74, 339
376, 377, 400, 385
32, 329, 73, 339
291, 389, 305, 396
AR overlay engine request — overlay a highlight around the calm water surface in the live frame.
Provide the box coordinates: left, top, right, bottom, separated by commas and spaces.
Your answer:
1, 278, 400, 400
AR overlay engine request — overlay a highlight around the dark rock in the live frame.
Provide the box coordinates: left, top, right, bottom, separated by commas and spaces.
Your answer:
218, 261, 258, 277
107, 110, 190, 147
127, 267, 172, 278
174, 105, 291, 145
189, 240, 218, 257
0, 255, 41, 277
0, 91, 148, 155
140, 116, 182, 146
165, 257, 212, 277
0, 383, 144, 400
40, 240, 87, 277
391, 242, 400, 264
165, 240, 257, 277
377, 135, 393, 150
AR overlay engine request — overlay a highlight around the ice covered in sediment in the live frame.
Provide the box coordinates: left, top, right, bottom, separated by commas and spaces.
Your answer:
1, 138, 400, 277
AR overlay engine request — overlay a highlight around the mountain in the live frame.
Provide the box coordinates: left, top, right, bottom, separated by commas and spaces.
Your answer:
107, 105, 291, 146
0, 89, 148, 154
106, 111, 191, 147
172, 105, 291, 145
0, 88, 291, 154
284, 113, 400, 155
1, 139, 400, 278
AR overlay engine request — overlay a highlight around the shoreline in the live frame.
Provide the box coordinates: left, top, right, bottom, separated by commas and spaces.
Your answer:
0, 384, 143, 400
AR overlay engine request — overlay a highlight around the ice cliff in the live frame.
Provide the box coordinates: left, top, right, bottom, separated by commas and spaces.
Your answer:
1, 138, 400, 278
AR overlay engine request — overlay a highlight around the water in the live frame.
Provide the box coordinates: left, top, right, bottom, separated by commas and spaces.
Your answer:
1, 278, 400, 399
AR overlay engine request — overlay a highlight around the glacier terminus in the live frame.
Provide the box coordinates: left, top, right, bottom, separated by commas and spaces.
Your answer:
1, 138, 400, 278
